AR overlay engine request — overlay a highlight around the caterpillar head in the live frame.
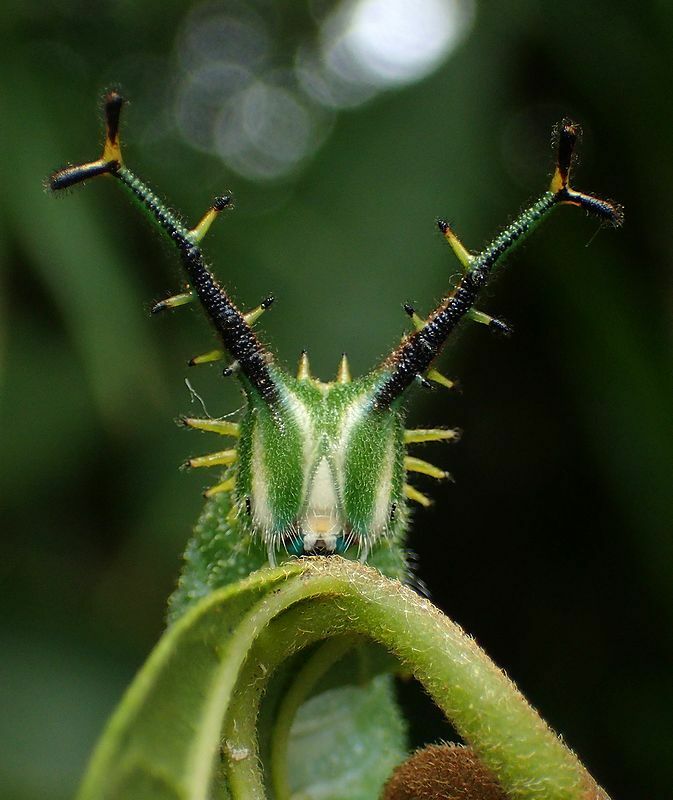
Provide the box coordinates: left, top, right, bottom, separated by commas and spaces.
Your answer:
49, 93, 622, 564
236, 365, 408, 563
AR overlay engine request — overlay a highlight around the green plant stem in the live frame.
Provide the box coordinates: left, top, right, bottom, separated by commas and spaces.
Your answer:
77, 558, 606, 800
224, 564, 601, 800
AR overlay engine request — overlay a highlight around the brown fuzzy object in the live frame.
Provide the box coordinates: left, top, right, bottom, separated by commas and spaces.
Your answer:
382, 744, 510, 800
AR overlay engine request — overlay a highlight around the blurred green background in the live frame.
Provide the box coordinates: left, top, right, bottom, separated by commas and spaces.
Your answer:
1, 1, 671, 798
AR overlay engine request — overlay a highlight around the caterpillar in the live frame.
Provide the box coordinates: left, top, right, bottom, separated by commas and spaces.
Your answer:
49, 92, 623, 574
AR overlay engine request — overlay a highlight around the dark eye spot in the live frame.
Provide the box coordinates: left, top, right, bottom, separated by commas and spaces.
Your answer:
390, 502, 397, 521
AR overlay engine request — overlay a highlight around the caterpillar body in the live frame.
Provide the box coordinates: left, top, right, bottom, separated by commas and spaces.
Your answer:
49, 92, 622, 575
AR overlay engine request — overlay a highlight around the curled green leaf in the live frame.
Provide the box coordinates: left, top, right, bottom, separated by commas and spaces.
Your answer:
77, 558, 608, 800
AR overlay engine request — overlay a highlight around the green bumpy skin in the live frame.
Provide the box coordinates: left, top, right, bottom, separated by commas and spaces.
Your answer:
48, 93, 623, 600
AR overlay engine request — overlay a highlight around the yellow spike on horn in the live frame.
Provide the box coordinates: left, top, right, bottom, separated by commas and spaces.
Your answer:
403, 304, 426, 332
189, 196, 232, 243
437, 220, 473, 270
151, 290, 194, 314
188, 349, 225, 367
101, 91, 123, 163
244, 295, 274, 326
427, 369, 456, 390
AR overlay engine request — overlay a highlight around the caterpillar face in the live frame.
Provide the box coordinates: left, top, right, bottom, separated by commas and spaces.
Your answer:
237, 373, 405, 562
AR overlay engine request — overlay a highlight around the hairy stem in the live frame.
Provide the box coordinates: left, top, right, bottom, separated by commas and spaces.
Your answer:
77, 558, 606, 800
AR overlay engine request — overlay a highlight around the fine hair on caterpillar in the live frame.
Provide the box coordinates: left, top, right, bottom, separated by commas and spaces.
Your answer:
49, 91, 623, 566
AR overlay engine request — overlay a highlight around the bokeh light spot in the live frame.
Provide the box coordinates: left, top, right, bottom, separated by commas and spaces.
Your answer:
214, 81, 315, 180
321, 0, 474, 93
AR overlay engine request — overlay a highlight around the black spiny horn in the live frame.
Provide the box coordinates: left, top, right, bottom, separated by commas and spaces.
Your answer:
49, 92, 278, 406
373, 120, 623, 408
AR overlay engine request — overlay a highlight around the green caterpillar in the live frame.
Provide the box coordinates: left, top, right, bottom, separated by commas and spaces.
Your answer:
49, 92, 622, 595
